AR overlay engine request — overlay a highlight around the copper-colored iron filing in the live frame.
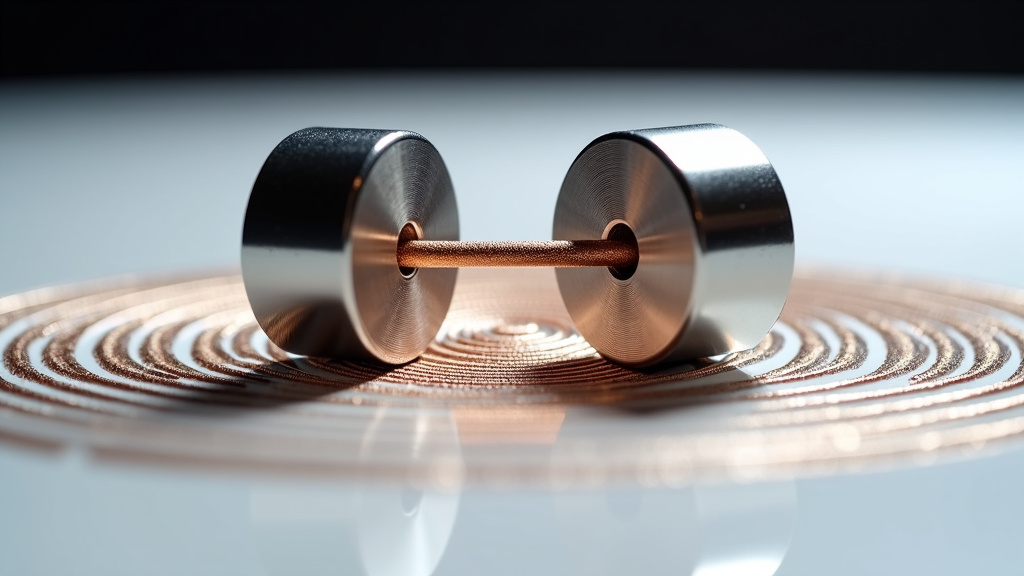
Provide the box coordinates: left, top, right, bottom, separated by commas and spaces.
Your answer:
2, 268, 1024, 486
397, 239, 639, 269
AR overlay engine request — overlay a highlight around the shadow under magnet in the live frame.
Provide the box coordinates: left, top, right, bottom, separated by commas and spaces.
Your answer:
0, 268, 1022, 486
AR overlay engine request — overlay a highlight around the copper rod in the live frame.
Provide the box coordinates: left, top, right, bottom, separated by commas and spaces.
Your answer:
397, 239, 639, 268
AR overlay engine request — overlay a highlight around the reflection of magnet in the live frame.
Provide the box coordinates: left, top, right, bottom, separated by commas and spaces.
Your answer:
553, 482, 796, 576
357, 408, 462, 576
250, 407, 462, 576
451, 406, 566, 446
691, 481, 797, 576
552, 409, 797, 576
554, 487, 701, 575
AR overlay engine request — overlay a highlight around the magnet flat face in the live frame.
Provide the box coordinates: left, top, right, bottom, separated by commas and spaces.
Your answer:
241, 128, 459, 363
553, 124, 794, 367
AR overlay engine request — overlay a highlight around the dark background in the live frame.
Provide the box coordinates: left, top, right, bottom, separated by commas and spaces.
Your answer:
2, 1, 1022, 77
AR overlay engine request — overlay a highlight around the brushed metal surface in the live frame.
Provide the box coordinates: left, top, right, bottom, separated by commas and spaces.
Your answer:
241, 128, 459, 363
553, 124, 794, 366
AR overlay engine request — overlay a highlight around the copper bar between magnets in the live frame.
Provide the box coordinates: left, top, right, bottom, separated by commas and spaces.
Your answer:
397, 240, 639, 268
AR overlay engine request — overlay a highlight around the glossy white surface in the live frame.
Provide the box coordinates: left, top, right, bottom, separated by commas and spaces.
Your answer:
1, 73, 1022, 575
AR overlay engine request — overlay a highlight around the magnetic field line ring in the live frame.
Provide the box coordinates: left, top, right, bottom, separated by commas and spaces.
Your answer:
241, 124, 794, 367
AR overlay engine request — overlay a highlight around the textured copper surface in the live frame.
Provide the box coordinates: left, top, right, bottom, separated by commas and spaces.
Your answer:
397, 240, 639, 268
1, 268, 1023, 486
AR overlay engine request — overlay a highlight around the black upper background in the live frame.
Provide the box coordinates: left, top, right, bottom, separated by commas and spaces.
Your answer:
2, 1, 1022, 77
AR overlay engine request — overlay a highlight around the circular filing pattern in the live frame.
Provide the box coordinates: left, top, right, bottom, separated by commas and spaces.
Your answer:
1, 268, 1023, 486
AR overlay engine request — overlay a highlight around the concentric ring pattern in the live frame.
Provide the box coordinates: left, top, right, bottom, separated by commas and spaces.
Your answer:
1, 268, 1023, 486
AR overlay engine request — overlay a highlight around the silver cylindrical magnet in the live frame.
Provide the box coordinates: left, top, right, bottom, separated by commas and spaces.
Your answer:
553, 124, 794, 367
241, 128, 459, 364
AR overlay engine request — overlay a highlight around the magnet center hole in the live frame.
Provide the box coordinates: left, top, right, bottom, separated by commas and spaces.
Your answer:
605, 222, 638, 280
400, 485, 423, 516
398, 222, 420, 278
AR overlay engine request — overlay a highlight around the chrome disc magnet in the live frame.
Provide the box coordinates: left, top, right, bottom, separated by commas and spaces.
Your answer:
241, 128, 459, 364
553, 124, 794, 367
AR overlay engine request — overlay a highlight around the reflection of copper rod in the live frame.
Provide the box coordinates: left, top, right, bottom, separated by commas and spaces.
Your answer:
398, 240, 639, 268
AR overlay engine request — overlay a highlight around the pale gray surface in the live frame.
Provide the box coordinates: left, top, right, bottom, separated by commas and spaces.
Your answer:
1, 73, 1022, 575
1, 73, 1022, 295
